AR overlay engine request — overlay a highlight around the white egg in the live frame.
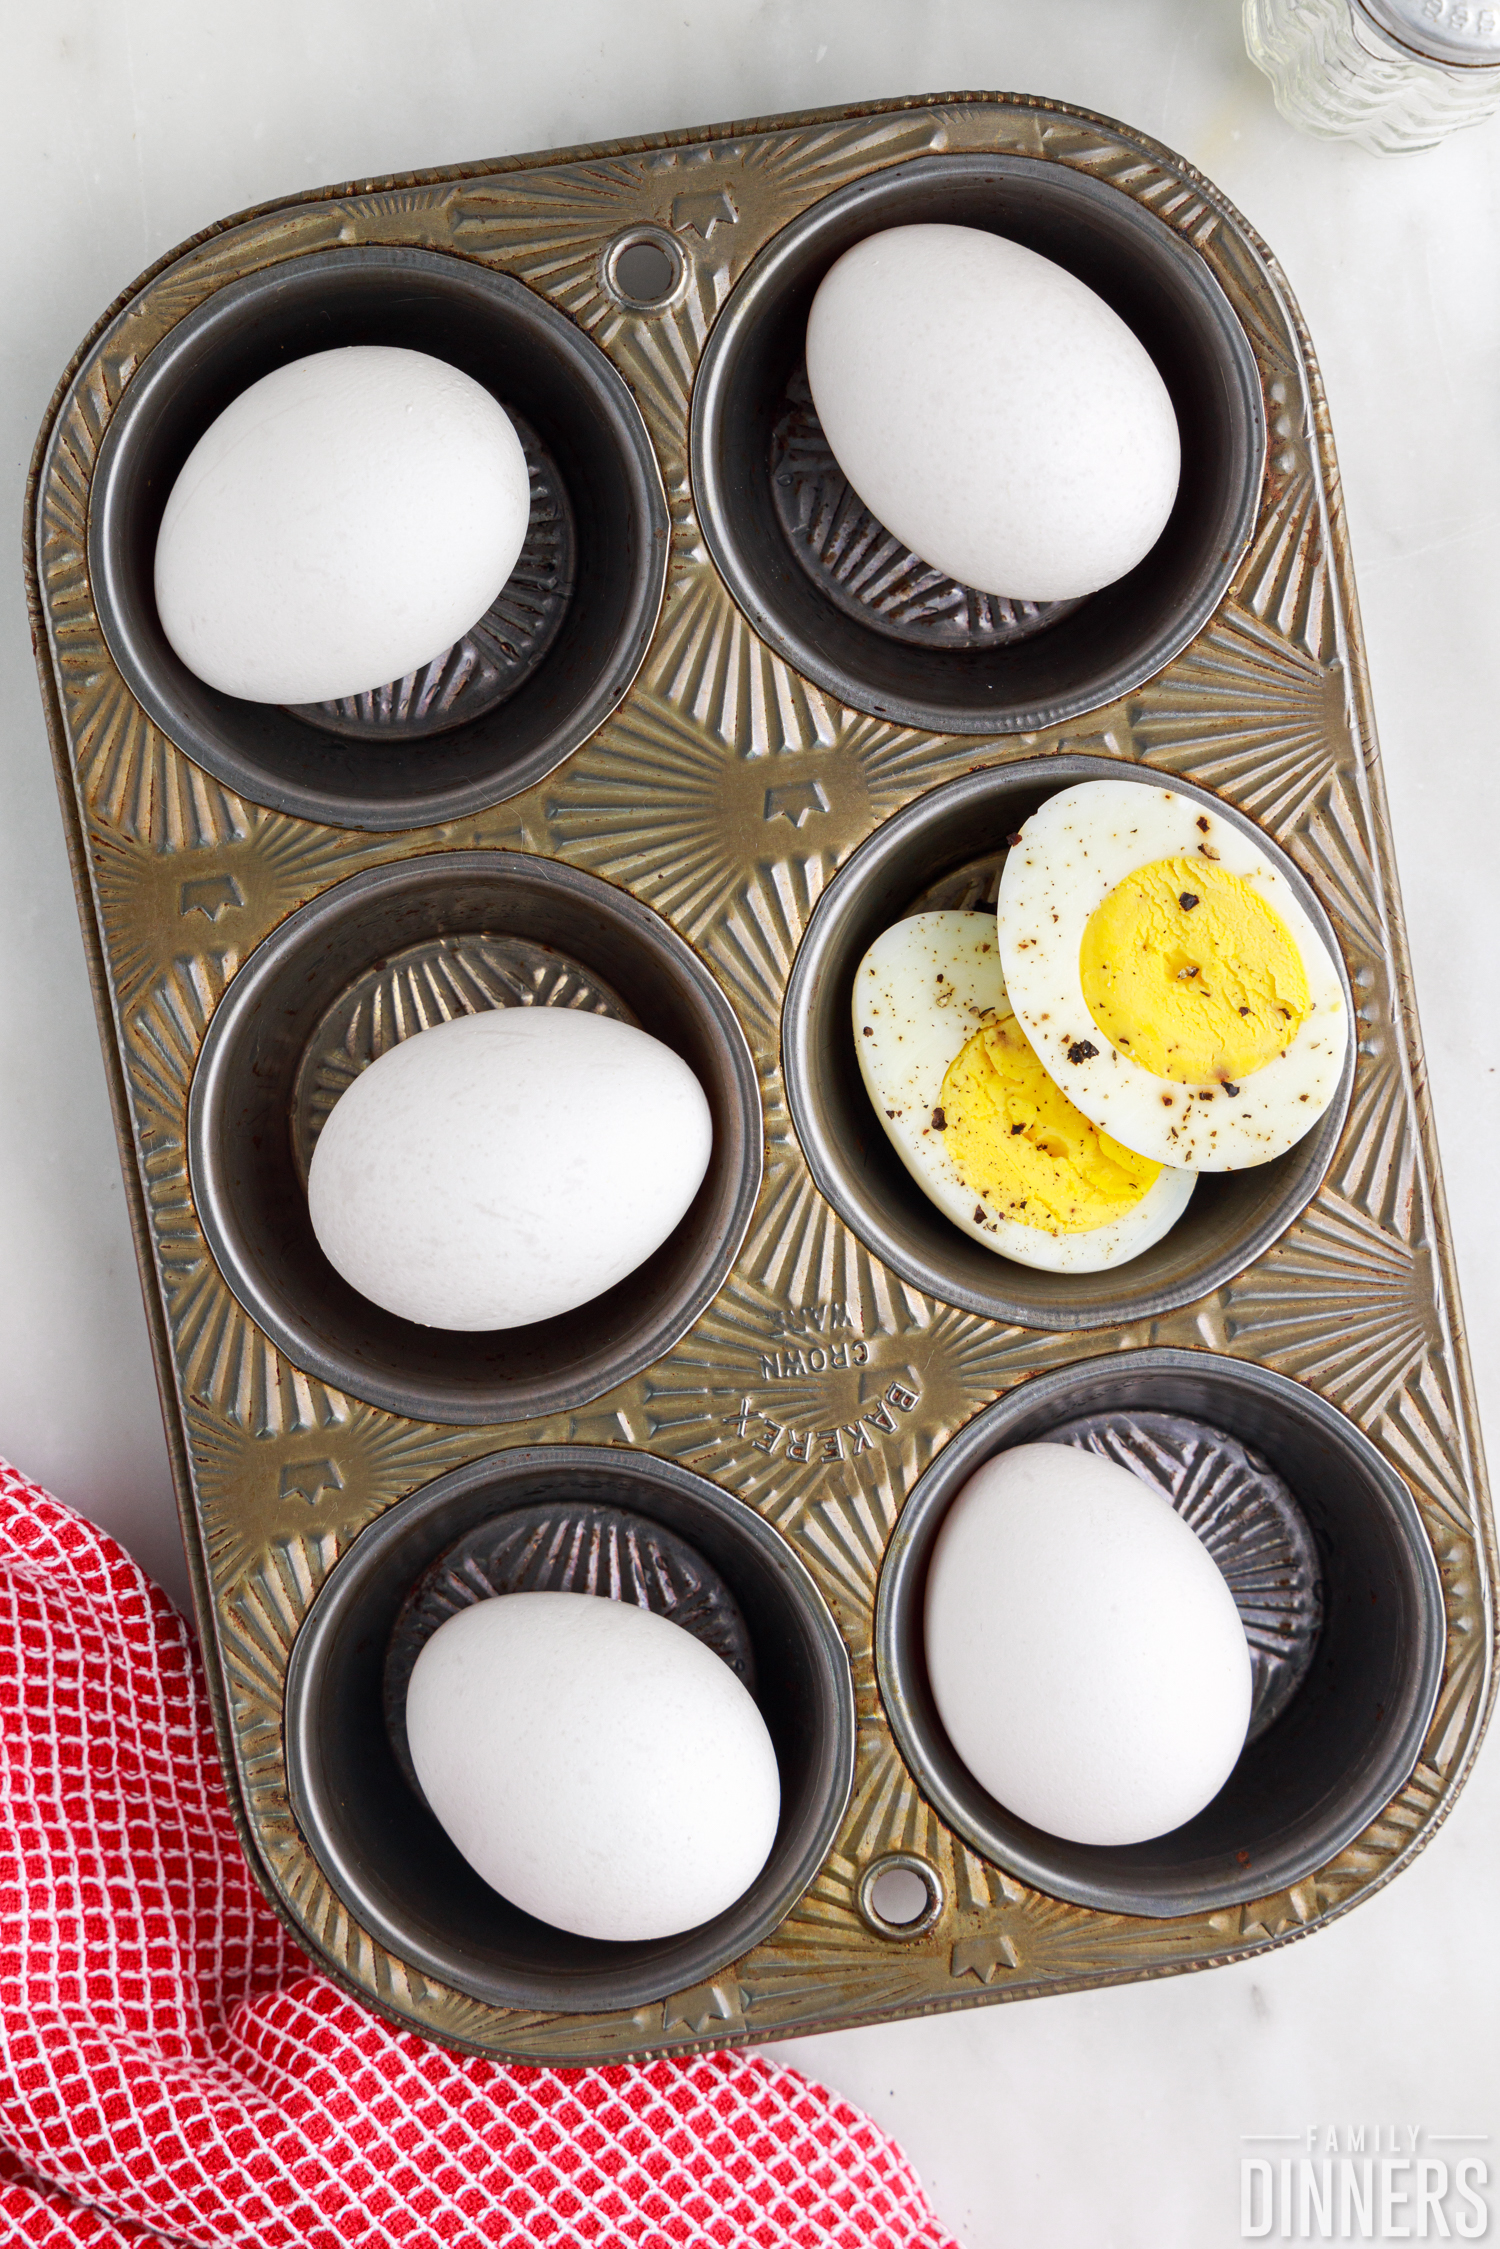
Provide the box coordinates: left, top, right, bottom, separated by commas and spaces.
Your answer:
925, 1443, 1252, 1846
405, 1590, 782, 1941
806, 224, 1181, 602
997, 780, 1349, 1171
154, 345, 532, 704
307, 1006, 712, 1330
853, 910, 1195, 1271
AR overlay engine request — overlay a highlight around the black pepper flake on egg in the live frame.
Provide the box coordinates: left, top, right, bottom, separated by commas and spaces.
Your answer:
1198, 841, 1221, 861
931, 1107, 947, 1130
862, 1024, 873, 1036
1006, 830, 1023, 847
1178, 891, 1199, 911
1239, 1005, 1251, 1017
1196, 816, 1210, 833
1196, 1089, 1214, 1101
1067, 1040, 1098, 1065
973, 1205, 986, 1224
1010, 1121, 1025, 1135
1223, 1082, 1241, 1097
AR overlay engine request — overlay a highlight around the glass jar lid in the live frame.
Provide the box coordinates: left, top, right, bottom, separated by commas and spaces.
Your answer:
1358, 0, 1500, 64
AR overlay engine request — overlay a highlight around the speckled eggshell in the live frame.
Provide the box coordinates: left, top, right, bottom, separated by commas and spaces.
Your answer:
806, 224, 1182, 602
306, 1006, 713, 1331
405, 1590, 783, 1941
924, 1442, 1252, 1845
154, 344, 532, 704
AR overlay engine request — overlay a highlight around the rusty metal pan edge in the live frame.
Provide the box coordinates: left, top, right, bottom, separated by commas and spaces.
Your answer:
1271, 272, 1499, 1773
21, 451, 308, 1976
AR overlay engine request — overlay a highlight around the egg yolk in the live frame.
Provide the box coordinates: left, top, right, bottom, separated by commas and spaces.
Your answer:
1078, 857, 1313, 1086
939, 1013, 1161, 1233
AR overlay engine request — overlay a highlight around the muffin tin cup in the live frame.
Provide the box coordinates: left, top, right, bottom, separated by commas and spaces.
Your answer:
691, 151, 1266, 734
187, 850, 762, 1425
876, 1348, 1447, 1919
283, 1444, 856, 2014
88, 245, 669, 829
781, 753, 1357, 1331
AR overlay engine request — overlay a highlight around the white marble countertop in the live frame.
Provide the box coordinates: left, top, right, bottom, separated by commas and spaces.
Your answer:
2, 4, 1496, 2242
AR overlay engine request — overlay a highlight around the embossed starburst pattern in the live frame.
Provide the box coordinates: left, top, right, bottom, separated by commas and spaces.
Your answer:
25, 92, 1492, 2066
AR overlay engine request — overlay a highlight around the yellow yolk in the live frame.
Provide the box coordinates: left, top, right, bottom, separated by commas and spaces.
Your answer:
939, 1013, 1162, 1233
1078, 856, 1313, 1086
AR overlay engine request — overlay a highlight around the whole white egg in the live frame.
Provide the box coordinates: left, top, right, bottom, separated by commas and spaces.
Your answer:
925, 1442, 1252, 1845
154, 345, 532, 704
405, 1590, 782, 1941
806, 224, 1181, 602
306, 1006, 713, 1330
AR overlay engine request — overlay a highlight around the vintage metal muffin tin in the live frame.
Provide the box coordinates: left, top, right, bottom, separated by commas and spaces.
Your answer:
26, 92, 1495, 2062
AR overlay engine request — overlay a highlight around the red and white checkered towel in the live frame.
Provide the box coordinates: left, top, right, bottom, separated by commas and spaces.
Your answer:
0, 1458, 959, 2248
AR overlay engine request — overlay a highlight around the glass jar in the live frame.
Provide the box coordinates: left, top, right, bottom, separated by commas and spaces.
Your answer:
1244, 0, 1500, 151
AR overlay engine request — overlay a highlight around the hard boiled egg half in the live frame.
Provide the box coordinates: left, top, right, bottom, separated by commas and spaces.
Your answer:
997, 782, 1349, 1171
853, 911, 1195, 1272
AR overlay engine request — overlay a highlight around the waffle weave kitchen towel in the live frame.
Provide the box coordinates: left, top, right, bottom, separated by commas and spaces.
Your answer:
0, 1458, 958, 2248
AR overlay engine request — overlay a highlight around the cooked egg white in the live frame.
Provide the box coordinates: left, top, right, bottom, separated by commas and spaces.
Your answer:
853, 911, 1195, 1272
997, 782, 1349, 1171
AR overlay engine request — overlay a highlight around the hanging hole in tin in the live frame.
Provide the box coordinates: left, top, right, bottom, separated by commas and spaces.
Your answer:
858, 1853, 944, 1940
603, 229, 685, 312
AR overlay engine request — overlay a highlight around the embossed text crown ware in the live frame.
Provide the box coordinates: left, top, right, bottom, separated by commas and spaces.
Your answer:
26, 94, 1495, 2062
